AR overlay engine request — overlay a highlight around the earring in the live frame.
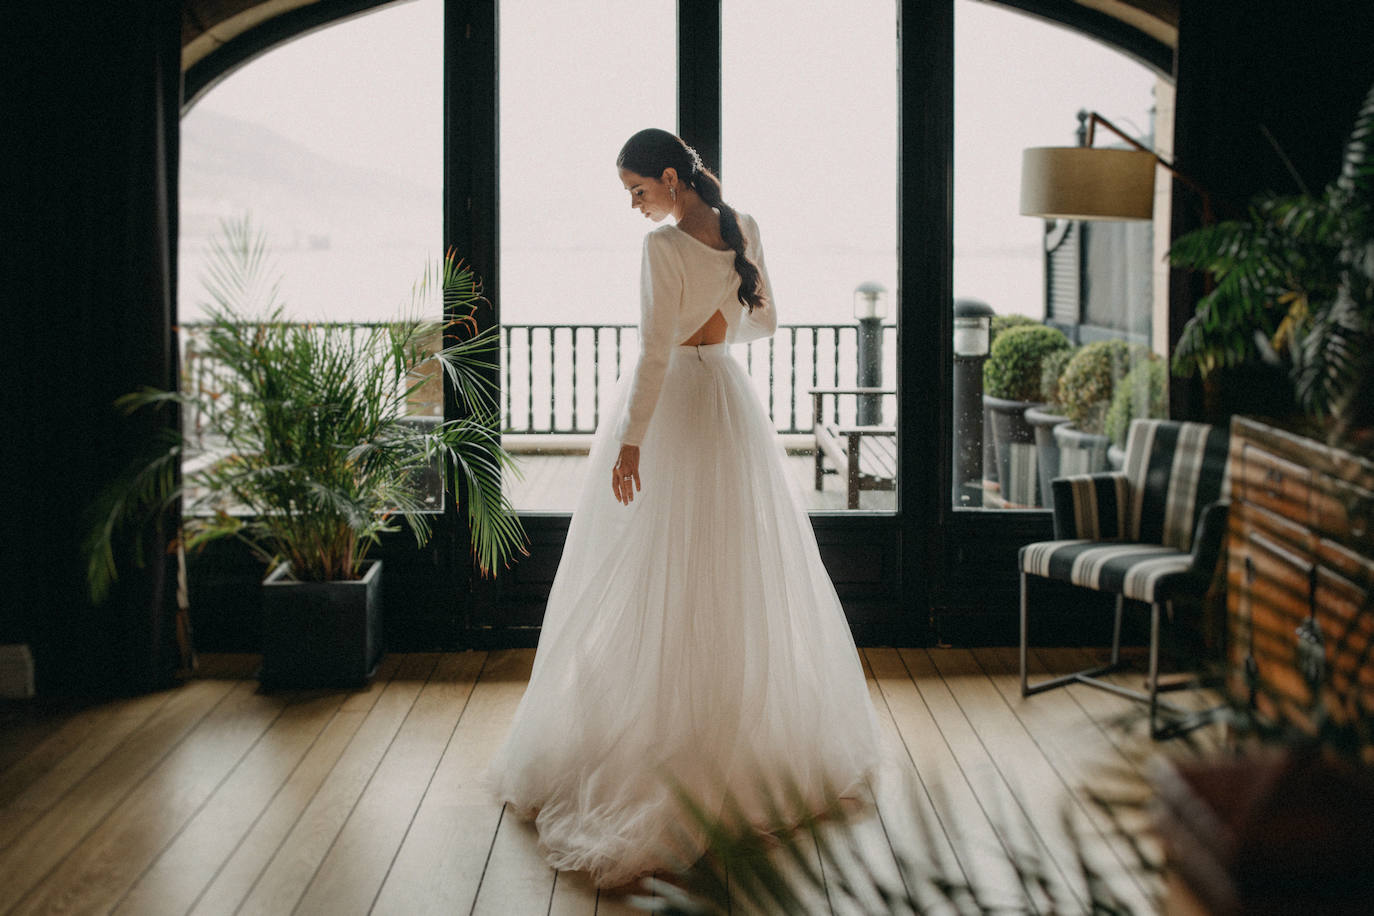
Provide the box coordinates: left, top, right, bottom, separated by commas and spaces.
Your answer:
670, 186, 677, 201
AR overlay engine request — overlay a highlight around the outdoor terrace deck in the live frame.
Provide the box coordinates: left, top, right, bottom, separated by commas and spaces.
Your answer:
504, 443, 897, 513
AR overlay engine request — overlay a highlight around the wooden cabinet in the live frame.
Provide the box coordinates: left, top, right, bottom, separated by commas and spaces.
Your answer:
1227, 417, 1374, 731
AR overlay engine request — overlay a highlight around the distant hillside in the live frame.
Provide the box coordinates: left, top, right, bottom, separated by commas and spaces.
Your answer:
179, 109, 439, 251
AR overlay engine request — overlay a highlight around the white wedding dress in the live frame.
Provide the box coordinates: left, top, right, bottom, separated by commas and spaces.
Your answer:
486, 215, 880, 886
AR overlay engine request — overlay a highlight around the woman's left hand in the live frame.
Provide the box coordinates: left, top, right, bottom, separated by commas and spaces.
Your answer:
612, 445, 641, 505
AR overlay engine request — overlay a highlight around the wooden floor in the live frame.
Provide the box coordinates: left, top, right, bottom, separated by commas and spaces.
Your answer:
0, 648, 1221, 915
505, 451, 897, 513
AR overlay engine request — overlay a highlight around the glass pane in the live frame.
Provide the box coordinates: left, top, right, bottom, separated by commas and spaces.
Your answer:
179, 1, 445, 508
723, 0, 899, 512
498, 0, 674, 512
952, 0, 1163, 511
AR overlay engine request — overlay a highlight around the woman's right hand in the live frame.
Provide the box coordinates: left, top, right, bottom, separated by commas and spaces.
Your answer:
612, 445, 641, 505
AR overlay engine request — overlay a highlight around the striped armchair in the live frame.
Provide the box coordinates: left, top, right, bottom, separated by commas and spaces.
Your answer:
1018, 419, 1232, 738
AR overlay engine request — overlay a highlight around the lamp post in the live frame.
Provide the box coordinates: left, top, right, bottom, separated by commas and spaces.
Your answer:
853, 281, 888, 426
952, 298, 994, 507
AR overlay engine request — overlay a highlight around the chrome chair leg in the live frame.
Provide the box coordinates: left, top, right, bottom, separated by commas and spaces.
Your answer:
1148, 600, 1163, 739
1019, 571, 1030, 696
1021, 572, 1124, 697
1110, 594, 1124, 666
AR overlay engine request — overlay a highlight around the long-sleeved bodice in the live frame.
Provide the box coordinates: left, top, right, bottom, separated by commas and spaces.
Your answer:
615, 213, 777, 445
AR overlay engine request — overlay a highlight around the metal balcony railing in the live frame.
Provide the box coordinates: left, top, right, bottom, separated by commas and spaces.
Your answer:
501, 323, 897, 436
179, 321, 899, 440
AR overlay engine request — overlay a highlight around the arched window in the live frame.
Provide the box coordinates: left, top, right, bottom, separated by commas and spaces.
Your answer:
952, 0, 1164, 513
180, 0, 443, 330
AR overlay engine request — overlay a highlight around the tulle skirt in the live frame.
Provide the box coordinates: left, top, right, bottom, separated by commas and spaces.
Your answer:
485, 342, 880, 886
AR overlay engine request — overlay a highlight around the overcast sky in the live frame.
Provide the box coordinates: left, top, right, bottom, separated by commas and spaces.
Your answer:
186, 0, 1156, 323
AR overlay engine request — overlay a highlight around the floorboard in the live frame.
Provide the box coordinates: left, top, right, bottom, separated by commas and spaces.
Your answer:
0, 647, 1217, 915
0, 677, 239, 913
115, 688, 355, 916
966, 647, 1160, 914
370, 649, 533, 916
13, 680, 288, 916
865, 647, 1027, 912
188, 656, 404, 916
233, 655, 435, 915
0, 689, 174, 851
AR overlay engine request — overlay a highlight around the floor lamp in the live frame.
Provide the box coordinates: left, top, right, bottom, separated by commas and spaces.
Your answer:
1020, 110, 1211, 224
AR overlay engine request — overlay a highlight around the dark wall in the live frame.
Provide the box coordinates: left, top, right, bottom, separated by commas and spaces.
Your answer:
1169, 0, 1374, 418
1174, 1, 1374, 211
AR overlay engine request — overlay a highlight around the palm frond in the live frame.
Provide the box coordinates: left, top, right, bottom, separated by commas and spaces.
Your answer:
1171, 80, 1374, 428
84, 432, 183, 604
89, 216, 526, 596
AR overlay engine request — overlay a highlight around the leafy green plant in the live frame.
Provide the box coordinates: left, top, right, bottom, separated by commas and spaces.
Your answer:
632, 771, 1162, 915
989, 313, 1039, 349
1039, 345, 1079, 410
1060, 340, 1146, 436
1170, 77, 1374, 428
638, 577, 1374, 916
983, 324, 1072, 402
1105, 358, 1168, 448
86, 217, 526, 600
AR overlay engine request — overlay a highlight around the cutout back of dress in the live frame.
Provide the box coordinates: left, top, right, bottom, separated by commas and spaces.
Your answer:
680, 309, 727, 346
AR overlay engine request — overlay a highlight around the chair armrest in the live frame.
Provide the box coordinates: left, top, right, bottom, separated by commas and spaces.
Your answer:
1049, 472, 1131, 540
1188, 500, 1230, 577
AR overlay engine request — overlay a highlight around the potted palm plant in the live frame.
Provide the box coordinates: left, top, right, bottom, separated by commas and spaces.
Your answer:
87, 218, 526, 687
982, 323, 1071, 507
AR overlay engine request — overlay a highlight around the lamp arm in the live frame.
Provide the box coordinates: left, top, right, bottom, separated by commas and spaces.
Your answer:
1087, 111, 1213, 224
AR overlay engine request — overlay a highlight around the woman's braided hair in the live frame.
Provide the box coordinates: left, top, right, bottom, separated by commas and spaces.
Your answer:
617, 128, 765, 311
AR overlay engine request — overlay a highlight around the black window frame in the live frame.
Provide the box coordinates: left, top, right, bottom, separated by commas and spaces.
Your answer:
180, 0, 1174, 650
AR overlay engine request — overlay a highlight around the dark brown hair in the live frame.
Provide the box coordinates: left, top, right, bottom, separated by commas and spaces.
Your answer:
617, 128, 764, 311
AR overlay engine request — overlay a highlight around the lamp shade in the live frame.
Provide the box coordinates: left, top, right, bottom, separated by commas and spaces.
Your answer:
1019, 146, 1157, 221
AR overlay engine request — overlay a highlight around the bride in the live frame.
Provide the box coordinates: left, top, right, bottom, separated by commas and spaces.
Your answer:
486, 128, 880, 887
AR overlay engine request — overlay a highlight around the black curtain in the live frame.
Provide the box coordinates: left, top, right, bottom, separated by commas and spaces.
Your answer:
1, 0, 184, 695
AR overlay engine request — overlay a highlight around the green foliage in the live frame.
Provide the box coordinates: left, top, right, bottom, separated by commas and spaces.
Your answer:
1060, 340, 1148, 436
1039, 345, 1079, 408
983, 324, 1071, 402
634, 772, 1160, 915
1104, 358, 1168, 448
1171, 77, 1374, 425
86, 217, 527, 602
988, 313, 1039, 349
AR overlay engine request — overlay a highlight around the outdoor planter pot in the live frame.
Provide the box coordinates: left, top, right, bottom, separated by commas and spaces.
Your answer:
1054, 423, 1112, 476
260, 560, 383, 688
1025, 405, 1070, 508
983, 395, 1043, 508
981, 400, 999, 491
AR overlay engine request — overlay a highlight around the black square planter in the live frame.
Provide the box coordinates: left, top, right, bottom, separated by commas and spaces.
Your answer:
259, 560, 383, 688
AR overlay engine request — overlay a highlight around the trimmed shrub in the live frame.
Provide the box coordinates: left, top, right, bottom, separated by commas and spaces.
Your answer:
989, 313, 1039, 350
983, 324, 1072, 402
1060, 339, 1150, 435
1038, 345, 1079, 408
1105, 356, 1168, 447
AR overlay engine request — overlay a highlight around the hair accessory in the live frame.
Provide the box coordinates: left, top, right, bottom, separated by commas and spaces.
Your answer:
684, 145, 703, 176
